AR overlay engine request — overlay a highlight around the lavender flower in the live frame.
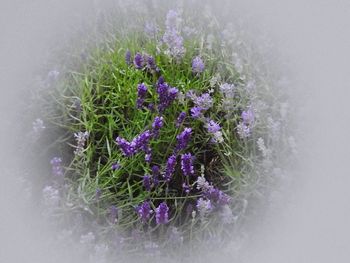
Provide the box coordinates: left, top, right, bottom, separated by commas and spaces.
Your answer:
205, 119, 224, 143
134, 52, 145, 69
196, 198, 212, 217
181, 153, 194, 176
206, 119, 221, 133
164, 155, 177, 182
42, 185, 60, 206
116, 130, 152, 157
137, 83, 148, 109
242, 108, 255, 125
137, 201, 153, 223
193, 93, 213, 110
220, 83, 235, 98
50, 157, 63, 177
80, 232, 95, 244
182, 183, 191, 194
176, 128, 192, 152
163, 10, 185, 59
125, 50, 132, 65
237, 122, 251, 138
176, 112, 186, 128
145, 152, 152, 163
74, 131, 89, 155
152, 116, 164, 137
155, 202, 169, 224
144, 21, 159, 37
192, 56, 205, 74
47, 70, 60, 83
190, 106, 203, 119
143, 175, 151, 191
196, 175, 211, 192
32, 118, 45, 133
146, 55, 158, 72
111, 162, 121, 171
152, 165, 160, 187
204, 187, 231, 206
156, 78, 178, 112
115, 137, 132, 156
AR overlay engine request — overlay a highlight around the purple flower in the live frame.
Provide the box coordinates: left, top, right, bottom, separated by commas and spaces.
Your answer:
137, 83, 148, 109
206, 119, 221, 134
241, 108, 254, 125
50, 157, 63, 177
137, 201, 153, 223
146, 55, 158, 71
152, 165, 160, 187
182, 183, 191, 194
130, 130, 152, 153
181, 153, 194, 176
155, 202, 169, 224
204, 188, 231, 206
152, 116, 164, 137
192, 56, 205, 74
237, 122, 251, 138
175, 112, 186, 128
115, 137, 132, 156
143, 175, 152, 191
190, 106, 203, 119
164, 155, 177, 182
156, 77, 178, 113
196, 198, 212, 217
111, 162, 121, 171
116, 130, 152, 156
134, 52, 145, 69
163, 10, 185, 59
145, 152, 152, 163
193, 93, 213, 110
176, 128, 192, 152
125, 50, 132, 65
144, 21, 159, 36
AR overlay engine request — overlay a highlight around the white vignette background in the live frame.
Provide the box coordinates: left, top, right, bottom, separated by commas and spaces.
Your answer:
0, 0, 350, 262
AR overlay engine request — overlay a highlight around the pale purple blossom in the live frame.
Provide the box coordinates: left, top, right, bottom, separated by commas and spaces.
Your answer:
196, 198, 212, 217
125, 50, 132, 65
190, 106, 203, 119
175, 112, 186, 128
74, 131, 89, 155
163, 10, 185, 59
192, 56, 205, 74
50, 157, 63, 177
193, 93, 213, 110
111, 162, 121, 171
32, 118, 45, 133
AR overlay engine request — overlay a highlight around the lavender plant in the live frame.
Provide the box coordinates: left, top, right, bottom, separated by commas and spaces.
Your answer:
26, 2, 296, 261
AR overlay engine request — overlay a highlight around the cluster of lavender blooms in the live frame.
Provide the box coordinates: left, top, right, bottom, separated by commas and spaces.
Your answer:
237, 108, 255, 138
74, 131, 89, 155
50, 157, 64, 177
32, 118, 46, 133
162, 10, 185, 59
34, 7, 297, 258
